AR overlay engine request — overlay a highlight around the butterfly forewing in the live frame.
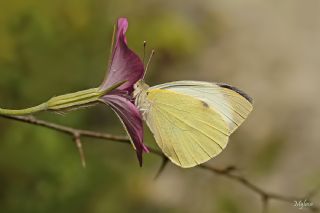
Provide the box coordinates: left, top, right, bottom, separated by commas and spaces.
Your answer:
154, 81, 253, 134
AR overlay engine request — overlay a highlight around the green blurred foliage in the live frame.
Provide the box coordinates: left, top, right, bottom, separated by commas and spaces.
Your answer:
252, 135, 287, 175
1, 0, 319, 213
217, 196, 241, 213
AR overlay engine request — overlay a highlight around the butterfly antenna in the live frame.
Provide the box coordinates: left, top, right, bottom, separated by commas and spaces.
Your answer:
143, 41, 147, 66
143, 49, 155, 79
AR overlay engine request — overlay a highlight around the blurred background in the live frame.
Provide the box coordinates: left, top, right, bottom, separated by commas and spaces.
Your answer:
0, 0, 319, 212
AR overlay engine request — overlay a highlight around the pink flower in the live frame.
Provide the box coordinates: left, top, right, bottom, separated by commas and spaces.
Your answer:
99, 18, 149, 166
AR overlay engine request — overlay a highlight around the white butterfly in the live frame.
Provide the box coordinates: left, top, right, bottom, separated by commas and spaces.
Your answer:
134, 80, 253, 168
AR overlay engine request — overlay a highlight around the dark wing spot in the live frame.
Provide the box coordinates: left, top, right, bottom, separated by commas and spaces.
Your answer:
200, 100, 209, 108
217, 83, 253, 103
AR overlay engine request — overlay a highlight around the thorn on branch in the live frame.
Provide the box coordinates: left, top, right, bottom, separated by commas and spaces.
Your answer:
73, 132, 86, 168
154, 157, 169, 180
261, 194, 269, 213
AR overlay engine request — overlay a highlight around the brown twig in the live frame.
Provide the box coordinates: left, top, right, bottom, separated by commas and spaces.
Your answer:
198, 164, 318, 211
0, 115, 129, 142
0, 114, 318, 212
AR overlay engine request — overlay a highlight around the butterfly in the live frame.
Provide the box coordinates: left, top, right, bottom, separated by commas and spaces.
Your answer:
133, 80, 253, 168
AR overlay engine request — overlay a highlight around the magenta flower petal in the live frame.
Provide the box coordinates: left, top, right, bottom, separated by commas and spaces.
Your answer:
99, 18, 148, 166
100, 18, 145, 93
101, 93, 149, 166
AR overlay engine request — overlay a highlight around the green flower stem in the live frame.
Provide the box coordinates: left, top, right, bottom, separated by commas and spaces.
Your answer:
0, 102, 48, 116
0, 81, 125, 116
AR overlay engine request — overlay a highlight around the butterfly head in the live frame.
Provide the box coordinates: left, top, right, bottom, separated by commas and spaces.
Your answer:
133, 80, 150, 110
133, 80, 149, 97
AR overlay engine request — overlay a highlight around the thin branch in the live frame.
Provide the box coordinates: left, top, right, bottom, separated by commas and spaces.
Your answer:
198, 164, 312, 204
1, 115, 129, 142
0, 114, 318, 212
